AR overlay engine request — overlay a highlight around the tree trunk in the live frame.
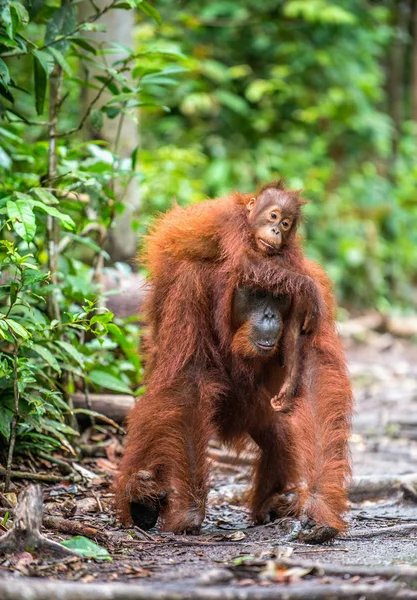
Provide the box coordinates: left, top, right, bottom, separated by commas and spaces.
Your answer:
388, 1, 409, 162
412, 0, 417, 123
78, 1, 141, 263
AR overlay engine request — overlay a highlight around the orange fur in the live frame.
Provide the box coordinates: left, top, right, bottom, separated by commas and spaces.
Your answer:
115, 184, 352, 539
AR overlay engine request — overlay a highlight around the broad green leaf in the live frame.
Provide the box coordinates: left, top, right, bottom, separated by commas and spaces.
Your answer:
10, 1, 29, 28
32, 188, 58, 205
5, 318, 30, 339
33, 51, 47, 115
31, 344, 61, 373
6, 199, 36, 242
89, 370, 132, 394
45, 3, 77, 54
31, 200, 75, 230
139, 1, 162, 25
60, 536, 111, 561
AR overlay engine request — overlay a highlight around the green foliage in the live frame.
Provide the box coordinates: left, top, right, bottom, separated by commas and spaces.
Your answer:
0, 1, 172, 466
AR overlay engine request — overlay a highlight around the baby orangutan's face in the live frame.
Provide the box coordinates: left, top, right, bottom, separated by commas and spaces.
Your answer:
246, 189, 299, 255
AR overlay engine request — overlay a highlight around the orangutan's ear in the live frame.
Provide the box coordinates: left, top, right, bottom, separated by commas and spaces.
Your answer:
246, 197, 256, 212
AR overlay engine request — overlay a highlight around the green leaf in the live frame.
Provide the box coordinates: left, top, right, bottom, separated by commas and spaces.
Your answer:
114, 0, 138, 8
32, 188, 59, 206
55, 340, 85, 368
90, 311, 113, 325
94, 75, 119, 96
0, 4, 14, 39
60, 536, 111, 561
6, 199, 36, 242
69, 37, 97, 55
88, 370, 131, 394
0, 146, 11, 169
10, 1, 29, 28
33, 51, 48, 115
90, 108, 103, 131
4, 318, 30, 339
139, 1, 162, 25
131, 145, 139, 170
31, 200, 75, 230
0, 58, 10, 86
31, 344, 61, 373
45, 3, 77, 54
47, 47, 72, 75
0, 405, 13, 439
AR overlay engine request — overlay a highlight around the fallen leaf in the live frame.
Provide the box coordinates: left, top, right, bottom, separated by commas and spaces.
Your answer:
60, 536, 112, 561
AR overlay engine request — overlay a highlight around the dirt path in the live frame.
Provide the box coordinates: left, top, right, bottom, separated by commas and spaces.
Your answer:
1, 334, 417, 598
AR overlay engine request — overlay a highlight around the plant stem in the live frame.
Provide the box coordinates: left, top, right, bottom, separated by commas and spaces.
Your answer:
46, 64, 63, 323
4, 345, 20, 492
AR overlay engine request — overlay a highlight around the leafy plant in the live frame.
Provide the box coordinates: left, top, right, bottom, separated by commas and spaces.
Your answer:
0, 0, 177, 485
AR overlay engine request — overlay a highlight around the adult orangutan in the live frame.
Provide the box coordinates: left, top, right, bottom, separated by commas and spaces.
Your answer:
115, 181, 353, 544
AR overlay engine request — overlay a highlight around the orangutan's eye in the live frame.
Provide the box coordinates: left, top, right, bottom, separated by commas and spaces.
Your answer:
281, 220, 291, 229
270, 212, 277, 220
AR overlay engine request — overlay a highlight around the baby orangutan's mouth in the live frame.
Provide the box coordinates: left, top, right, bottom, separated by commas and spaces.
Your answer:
258, 238, 277, 252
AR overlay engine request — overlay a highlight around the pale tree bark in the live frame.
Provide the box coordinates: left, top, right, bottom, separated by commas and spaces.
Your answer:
78, 1, 140, 263
412, 0, 417, 124
388, 1, 409, 161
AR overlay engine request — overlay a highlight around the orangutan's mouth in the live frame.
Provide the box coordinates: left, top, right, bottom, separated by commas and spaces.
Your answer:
254, 339, 276, 353
258, 238, 277, 251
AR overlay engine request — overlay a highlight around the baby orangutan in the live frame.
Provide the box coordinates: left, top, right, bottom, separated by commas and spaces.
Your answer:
245, 184, 311, 412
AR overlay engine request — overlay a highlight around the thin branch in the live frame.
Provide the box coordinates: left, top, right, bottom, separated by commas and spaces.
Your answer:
54, 76, 112, 138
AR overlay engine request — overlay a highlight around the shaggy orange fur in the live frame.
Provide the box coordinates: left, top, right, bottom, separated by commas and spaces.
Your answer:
115, 183, 352, 541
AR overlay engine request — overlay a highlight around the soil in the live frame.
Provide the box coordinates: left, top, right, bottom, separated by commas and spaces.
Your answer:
1, 331, 417, 598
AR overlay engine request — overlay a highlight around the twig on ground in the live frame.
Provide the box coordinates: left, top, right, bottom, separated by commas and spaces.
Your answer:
91, 489, 103, 513
43, 515, 109, 545
0, 467, 81, 484
134, 525, 154, 541
347, 523, 417, 539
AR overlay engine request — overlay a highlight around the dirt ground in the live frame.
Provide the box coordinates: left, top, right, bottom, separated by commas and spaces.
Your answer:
1, 330, 417, 599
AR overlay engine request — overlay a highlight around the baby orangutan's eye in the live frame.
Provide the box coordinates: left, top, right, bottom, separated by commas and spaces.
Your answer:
281, 220, 291, 229
270, 212, 277, 220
